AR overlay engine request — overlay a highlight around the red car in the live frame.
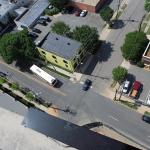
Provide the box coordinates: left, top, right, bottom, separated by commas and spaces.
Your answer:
75, 9, 81, 16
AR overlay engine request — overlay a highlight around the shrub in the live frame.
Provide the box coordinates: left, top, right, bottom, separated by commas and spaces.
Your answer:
25, 91, 35, 101
44, 7, 60, 16
10, 82, 19, 90
0, 77, 6, 84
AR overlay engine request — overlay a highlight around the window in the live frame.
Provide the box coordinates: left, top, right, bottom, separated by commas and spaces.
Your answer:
41, 51, 45, 54
52, 55, 56, 59
55, 60, 58, 63
63, 60, 68, 64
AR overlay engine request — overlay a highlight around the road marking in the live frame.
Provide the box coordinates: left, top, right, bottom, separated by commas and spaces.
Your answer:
108, 115, 119, 122
0, 61, 66, 96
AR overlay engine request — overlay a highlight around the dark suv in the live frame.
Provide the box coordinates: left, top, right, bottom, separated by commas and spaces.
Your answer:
82, 79, 92, 91
142, 115, 150, 124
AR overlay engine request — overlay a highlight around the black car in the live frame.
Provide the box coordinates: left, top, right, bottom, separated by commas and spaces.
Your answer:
0, 71, 7, 77
32, 28, 41, 34
37, 20, 47, 26
82, 79, 92, 91
142, 115, 150, 124
28, 32, 38, 38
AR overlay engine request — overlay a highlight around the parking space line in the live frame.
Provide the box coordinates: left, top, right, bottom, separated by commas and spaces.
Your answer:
108, 115, 119, 122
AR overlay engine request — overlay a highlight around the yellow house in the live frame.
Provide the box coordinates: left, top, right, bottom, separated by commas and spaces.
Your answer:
37, 33, 83, 72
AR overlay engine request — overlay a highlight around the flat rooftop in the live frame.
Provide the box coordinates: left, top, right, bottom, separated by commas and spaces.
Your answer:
71, 0, 101, 6
0, 0, 15, 17
40, 33, 81, 60
17, 0, 49, 27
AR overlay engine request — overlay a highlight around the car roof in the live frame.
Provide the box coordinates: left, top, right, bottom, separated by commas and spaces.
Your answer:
133, 81, 141, 90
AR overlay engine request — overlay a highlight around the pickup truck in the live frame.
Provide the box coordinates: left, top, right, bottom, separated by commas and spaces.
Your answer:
130, 81, 142, 98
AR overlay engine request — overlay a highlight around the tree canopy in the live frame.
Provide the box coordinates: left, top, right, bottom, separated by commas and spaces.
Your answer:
0, 30, 37, 64
121, 31, 148, 63
112, 66, 128, 83
51, 21, 70, 36
144, 0, 150, 12
49, 0, 68, 9
99, 6, 114, 22
72, 25, 99, 54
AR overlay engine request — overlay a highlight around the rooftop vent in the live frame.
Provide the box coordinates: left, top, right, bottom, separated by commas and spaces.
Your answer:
56, 37, 59, 40
67, 42, 70, 45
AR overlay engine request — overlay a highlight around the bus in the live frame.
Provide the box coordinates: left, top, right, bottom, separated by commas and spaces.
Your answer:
30, 64, 58, 86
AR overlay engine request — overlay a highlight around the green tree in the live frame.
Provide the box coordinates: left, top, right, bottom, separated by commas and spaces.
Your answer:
51, 21, 70, 36
121, 31, 148, 63
0, 30, 37, 64
72, 25, 99, 54
49, 0, 68, 9
144, 0, 150, 12
99, 6, 114, 22
112, 66, 128, 83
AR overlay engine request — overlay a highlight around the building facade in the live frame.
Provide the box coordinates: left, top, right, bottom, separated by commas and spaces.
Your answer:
142, 42, 150, 70
37, 33, 83, 72
69, 0, 107, 13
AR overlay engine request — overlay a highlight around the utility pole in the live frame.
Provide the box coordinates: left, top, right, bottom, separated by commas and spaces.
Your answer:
113, 89, 118, 101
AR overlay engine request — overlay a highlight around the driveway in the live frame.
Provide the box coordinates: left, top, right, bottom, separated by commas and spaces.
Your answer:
51, 12, 105, 34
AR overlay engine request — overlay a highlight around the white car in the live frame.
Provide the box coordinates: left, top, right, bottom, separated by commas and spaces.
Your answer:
122, 80, 131, 94
80, 10, 88, 17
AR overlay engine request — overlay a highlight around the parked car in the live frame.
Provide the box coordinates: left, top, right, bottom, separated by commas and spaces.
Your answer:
32, 28, 41, 34
82, 79, 92, 91
37, 20, 47, 26
28, 32, 38, 38
122, 80, 131, 94
39, 16, 51, 22
48, 4, 53, 9
80, 10, 88, 17
130, 80, 142, 99
142, 115, 150, 124
75, 9, 81, 16
0, 71, 7, 77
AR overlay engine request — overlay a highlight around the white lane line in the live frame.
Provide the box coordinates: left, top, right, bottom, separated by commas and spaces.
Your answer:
108, 115, 119, 122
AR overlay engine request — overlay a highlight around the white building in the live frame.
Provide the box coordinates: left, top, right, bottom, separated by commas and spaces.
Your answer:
0, 0, 31, 25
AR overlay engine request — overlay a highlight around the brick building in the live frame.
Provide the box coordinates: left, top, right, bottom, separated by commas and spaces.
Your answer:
69, 0, 107, 13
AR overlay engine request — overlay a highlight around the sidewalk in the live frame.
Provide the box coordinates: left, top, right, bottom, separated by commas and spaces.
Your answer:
101, 84, 150, 115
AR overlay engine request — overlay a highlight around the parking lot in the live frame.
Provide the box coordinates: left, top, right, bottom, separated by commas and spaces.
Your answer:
51, 12, 105, 34
126, 65, 150, 105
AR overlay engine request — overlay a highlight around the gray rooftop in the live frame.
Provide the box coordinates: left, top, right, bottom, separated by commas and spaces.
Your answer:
40, 33, 82, 59
0, 0, 15, 18
18, 0, 49, 27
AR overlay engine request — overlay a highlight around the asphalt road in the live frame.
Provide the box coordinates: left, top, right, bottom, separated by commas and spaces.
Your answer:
0, 61, 150, 149
81, 0, 146, 95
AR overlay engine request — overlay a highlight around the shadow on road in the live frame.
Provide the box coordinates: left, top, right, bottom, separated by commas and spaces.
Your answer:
83, 41, 113, 75
110, 20, 125, 29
